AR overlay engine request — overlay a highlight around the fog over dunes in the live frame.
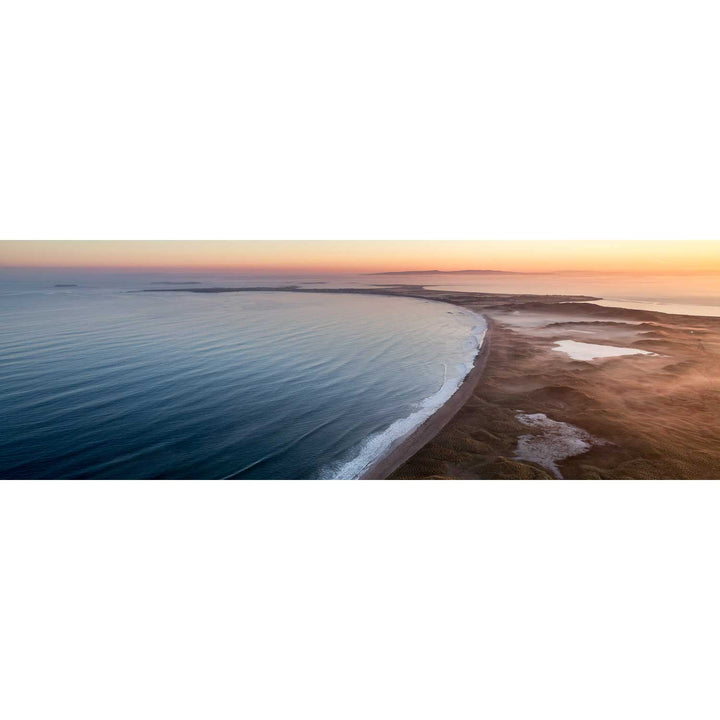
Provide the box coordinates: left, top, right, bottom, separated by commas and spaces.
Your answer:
388, 292, 720, 480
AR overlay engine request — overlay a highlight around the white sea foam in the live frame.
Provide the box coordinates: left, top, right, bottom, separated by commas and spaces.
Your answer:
324, 310, 487, 479
553, 339, 655, 361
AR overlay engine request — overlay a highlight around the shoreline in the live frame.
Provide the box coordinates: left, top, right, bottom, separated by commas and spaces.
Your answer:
359, 318, 492, 479
146, 285, 502, 479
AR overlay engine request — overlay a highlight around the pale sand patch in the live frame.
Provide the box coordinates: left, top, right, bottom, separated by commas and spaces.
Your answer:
553, 339, 655, 361
518, 322, 649, 342
514, 413, 604, 479
499, 312, 597, 328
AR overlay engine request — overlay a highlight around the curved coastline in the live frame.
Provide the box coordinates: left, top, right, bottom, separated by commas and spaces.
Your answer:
144, 284, 495, 479
359, 318, 492, 479
144, 285, 504, 478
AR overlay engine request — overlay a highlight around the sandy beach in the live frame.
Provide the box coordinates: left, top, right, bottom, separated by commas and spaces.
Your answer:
359, 321, 493, 479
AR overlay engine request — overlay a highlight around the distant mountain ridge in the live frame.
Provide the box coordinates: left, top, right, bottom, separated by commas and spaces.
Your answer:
367, 269, 521, 275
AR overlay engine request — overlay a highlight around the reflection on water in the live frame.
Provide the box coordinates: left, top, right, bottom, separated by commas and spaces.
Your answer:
589, 299, 720, 317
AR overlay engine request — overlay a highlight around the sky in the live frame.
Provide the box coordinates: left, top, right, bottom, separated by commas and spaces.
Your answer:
1, 240, 719, 274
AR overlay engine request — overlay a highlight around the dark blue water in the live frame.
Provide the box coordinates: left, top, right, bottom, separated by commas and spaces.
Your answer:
0, 271, 484, 479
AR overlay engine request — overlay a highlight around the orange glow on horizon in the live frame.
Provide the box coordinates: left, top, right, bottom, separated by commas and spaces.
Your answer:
1, 240, 719, 274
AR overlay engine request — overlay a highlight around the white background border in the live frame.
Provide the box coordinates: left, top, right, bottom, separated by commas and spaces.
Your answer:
1, 1, 719, 240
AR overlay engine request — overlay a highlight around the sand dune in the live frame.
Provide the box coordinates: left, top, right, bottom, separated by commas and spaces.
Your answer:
386, 290, 720, 480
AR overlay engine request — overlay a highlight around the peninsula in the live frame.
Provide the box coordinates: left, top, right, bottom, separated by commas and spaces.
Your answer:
144, 284, 720, 479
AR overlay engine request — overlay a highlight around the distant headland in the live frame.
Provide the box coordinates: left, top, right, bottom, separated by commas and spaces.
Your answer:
366, 269, 521, 275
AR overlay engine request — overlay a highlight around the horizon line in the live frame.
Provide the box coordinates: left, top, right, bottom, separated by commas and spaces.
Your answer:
1, 265, 719, 276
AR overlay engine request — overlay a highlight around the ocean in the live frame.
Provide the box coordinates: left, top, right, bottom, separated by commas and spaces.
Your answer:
0, 270, 484, 479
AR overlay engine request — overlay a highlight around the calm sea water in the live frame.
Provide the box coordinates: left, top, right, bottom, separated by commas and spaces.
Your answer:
0, 271, 484, 479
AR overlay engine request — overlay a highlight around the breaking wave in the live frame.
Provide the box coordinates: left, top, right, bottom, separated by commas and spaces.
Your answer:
321, 312, 487, 479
